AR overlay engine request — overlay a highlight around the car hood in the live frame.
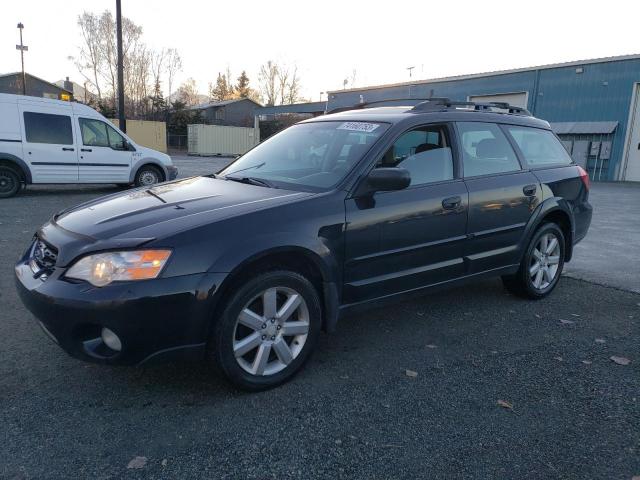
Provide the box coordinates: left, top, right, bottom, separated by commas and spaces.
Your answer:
52, 176, 311, 241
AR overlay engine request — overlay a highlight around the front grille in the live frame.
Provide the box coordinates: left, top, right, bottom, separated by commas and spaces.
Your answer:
30, 238, 58, 278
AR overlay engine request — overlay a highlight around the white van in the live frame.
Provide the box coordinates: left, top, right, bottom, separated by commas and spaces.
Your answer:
0, 93, 177, 198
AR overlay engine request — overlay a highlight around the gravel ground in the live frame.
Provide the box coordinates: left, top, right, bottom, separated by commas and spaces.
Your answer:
1, 156, 639, 479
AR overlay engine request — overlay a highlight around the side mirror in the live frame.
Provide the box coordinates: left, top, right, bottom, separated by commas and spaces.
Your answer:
364, 167, 411, 193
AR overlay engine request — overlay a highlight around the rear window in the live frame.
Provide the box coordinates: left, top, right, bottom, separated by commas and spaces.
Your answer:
24, 112, 73, 145
505, 126, 572, 167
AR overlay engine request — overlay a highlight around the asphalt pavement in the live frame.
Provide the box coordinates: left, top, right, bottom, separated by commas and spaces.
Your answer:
0, 156, 638, 479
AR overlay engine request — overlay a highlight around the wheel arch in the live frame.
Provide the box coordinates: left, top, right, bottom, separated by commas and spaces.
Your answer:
0, 154, 32, 184
210, 246, 340, 334
523, 198, 574, 262
129, 159, 167, 183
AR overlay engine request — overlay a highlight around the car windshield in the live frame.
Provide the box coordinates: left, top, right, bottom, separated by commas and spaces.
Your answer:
219, 121, 389, 192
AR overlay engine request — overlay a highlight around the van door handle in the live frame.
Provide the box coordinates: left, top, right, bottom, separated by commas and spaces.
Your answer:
81, 148, 92, 152
523, 184, 537, 196
62, 147, 75, 152
442, 196, 462, 210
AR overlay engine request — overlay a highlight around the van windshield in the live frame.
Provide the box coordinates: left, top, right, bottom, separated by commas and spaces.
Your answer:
219, 121, 389, 192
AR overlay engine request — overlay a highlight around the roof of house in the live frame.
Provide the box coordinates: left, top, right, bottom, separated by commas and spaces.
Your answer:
0, 72, 72, 94
327, 53, 640, 95
188, 97, 262, 110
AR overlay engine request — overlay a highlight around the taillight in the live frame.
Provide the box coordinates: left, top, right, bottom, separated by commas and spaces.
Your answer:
577, 166, 590, 191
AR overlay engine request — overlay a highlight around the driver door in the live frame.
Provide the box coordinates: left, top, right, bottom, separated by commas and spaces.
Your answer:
343, 123, 469, 305
76, 117, 132, 183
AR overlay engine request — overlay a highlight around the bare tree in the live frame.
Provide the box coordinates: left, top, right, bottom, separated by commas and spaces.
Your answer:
165, 48, 182, 104
258, 60, 278, 106
176, 78, 200, 106
75, 12, 103, 100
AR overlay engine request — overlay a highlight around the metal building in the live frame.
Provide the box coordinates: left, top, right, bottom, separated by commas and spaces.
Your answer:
326, 54, 640, 182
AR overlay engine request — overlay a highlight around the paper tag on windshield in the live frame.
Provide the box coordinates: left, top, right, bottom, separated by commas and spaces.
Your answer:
337, 122, 380, 133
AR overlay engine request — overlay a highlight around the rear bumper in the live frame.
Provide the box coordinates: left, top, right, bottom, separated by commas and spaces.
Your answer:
15, 257, 227, 365
573, 200, 593, 245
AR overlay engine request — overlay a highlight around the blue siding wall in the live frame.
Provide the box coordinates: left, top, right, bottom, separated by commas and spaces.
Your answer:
327, 58, 640, 180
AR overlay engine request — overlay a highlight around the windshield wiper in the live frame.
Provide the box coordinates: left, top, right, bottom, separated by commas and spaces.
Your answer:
224, 162, 266, 176
225, 176, 276, 188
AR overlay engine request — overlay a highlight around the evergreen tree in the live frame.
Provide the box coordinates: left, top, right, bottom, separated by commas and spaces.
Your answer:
236, 71, 250, 98
209, 73, 233, 101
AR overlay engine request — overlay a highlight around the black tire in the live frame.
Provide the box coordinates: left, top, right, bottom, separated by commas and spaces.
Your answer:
502, 222, 565, 299
0, 166, 21, 198
134, 165, 163, 187
210, 270, 322, 391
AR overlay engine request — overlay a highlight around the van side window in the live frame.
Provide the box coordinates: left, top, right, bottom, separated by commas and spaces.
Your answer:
457, 122, 520, 177
376, 125, 454, 186
505, 126, 572, 167
79, 118, 109, 147
79, 119, 128, 150
24, 112, 73, 145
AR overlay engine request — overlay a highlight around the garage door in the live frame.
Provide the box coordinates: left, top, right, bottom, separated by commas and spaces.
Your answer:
469, 92, 528, 109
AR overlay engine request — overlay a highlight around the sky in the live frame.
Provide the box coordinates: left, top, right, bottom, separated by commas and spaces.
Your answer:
1, 0, 639, 102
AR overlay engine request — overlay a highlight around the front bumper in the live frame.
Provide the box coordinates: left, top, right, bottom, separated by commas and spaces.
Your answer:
167, 165, 179, 180
15, 256, 227, 365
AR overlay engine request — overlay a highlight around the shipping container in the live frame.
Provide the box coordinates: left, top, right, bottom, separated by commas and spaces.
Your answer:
188, 124, 259, 156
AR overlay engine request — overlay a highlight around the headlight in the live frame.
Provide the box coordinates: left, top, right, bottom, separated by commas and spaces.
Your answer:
66, 250, 171, 287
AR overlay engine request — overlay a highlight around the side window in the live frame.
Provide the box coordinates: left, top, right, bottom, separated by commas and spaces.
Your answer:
79, 118, 109, 147
457, 122, 520, 177
376, 125, 454, 186
106, 124, 127, 150
24, 112, 73, 145
505, 126, 572, 167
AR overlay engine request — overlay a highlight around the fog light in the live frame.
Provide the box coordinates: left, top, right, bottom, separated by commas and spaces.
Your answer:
101, 327, 122, 352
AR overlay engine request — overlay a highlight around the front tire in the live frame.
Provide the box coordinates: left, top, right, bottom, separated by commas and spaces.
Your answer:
210, 270, 322, 391
0, 166, 20, 198
502, 222, 565, 299
134, 165, 163, 187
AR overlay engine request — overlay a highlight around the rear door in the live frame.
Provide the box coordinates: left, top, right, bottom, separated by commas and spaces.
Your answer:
457, 121, 541, 273
19, 107, 78, 183
76, 117, 132, 183
343, 123, 468, 304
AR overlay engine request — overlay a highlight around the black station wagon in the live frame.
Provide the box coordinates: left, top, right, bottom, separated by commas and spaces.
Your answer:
15, 98, 592, 390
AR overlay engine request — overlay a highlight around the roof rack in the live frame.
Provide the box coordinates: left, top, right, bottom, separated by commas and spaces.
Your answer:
411, 97, 532, 116
325, 97, 435, 115
325, 97, 531, 116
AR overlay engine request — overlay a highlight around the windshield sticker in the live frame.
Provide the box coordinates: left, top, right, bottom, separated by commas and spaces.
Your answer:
337, 122, 380, 133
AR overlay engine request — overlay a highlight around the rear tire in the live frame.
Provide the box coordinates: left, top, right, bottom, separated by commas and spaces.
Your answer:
209, 270, 322, 391
0, 166, 20, 198
134, 165, 163, 187
502, 222, 565, 299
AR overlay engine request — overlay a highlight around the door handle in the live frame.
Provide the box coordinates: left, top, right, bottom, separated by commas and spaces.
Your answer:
442, 196, 462, 210
523, 184, 537, 196
62, 147, 75, 151
81, 148, 92, 152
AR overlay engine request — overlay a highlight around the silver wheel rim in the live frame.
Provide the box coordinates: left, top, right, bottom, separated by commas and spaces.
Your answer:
233, 286, 310, 376
139, 171, 158, 186
529, 232, 561, 290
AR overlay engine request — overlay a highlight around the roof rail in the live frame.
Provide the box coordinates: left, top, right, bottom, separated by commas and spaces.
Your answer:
411, 98, 532, 116
325, 97, 433, 115
326, 97, 532, 116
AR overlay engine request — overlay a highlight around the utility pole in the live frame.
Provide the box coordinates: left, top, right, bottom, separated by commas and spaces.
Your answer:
16, 23, 28, 95
115, 0, 126, 133
407, 66, 415, 79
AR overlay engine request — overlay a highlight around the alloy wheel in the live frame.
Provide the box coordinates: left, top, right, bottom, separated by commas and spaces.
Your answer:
529, 232, 561, 290
232, 286, 310, 376
0, 171, 16, 195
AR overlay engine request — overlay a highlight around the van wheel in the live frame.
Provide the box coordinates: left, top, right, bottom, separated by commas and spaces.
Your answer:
0, 166, 20, 198
209, 270, 322, 391
134, 165, 162, 187
502, 222, 565, 299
